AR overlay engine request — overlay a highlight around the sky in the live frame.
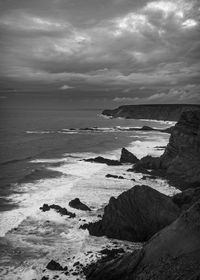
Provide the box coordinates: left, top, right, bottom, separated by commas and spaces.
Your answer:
0, 0, 200, 105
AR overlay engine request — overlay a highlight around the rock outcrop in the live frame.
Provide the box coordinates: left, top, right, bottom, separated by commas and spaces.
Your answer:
120, 148, 139, 164
105, 174, 125, 179
46, 260, 65, 271
84, 156, 121, 166
69, 198, 91, 211
102, 104, 200, 121
133, 110, 200, 189
85, 201, 200, 280
81, 185, 180, 242
40, 204, 76, 218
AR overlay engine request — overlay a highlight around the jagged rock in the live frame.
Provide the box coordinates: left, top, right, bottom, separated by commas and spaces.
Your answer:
40, 203, 50, 211
85, 201, 200, 280
46, 260, 64, 271
172, 187, 200, 210
81, 185, 180, 242
133, 110, 200, 189
120, 148, 139, 164
69, 198, 91, 211
40, 204, 76, 218
141, 125, 155, 131
134, 155, 162, 170
84, 250, 144, 280
84, 156, 121, 166
105, 174, 124, 179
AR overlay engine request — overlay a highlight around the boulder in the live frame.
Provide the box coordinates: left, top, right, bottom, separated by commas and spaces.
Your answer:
85, 201, 200, 280
120, 148, 139, 164
82, 185, 180, 242
69, 198, 91, 211
46, 260, 64, 271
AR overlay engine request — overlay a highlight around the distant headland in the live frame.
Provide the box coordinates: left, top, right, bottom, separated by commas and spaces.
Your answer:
102, 104, 200, 121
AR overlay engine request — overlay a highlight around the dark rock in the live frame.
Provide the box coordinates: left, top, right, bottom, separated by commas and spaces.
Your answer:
46, 260, 64, 271
84, 156, 121, 166
73, 261, 80, 267
172, 187, 200, 210
40, 204, 50, 212
81, 185, 180, 242
105, 174, 124, 179
141, 125, 155, 131
41, 277, 49, 280
85, 201, 200, 280
69, 198, 91, 211
141, 175, 149, 180
84, 250, 144, 280
120, 148, 139, 164
40, 204, 76, 218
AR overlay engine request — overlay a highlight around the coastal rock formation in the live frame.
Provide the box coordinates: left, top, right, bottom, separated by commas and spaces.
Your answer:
133, 110, 200, 189
84, 156, 121, 166
46, 260, 65, 271
105, 174, 124, 179
69, 198, 91, 211
120, 148, 139, 164
40, 204, 76, 218
81, 185, 180, 242
85, 201, 200, 280
102, 104, 200, 121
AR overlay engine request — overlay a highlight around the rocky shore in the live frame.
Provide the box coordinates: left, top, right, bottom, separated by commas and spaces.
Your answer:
82, 109, 200, 279
38, 109, 200, 280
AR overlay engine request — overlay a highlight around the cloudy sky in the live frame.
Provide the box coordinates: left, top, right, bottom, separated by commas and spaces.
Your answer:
0, 0, 200, 104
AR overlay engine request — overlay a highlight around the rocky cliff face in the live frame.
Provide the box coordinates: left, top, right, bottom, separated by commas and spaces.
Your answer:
134, 110, 200, 189
102, 104, 200, 121
82, 185, 180, 242
86, 201, 200, 280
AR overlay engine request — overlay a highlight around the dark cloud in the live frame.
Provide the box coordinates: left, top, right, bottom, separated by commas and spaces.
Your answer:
0, 0, 199, 103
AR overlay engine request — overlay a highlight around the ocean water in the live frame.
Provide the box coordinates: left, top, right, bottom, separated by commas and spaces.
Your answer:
0, 94, 178, 280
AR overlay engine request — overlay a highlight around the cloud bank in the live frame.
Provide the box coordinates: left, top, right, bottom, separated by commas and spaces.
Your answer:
0, 0, 199, 103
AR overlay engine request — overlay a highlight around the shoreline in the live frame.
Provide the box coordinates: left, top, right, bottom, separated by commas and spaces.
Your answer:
0, 127, 180, 280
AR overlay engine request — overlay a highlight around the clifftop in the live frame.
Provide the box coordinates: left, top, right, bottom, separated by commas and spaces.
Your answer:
102, 104, 200, 121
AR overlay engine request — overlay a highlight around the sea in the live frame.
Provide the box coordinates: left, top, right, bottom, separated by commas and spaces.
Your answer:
0, 93, 179, 280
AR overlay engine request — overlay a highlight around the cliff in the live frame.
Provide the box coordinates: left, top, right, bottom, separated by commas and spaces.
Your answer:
86, 201, 200, 280
133, 110, 200, 189
102, 104, 200, 121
